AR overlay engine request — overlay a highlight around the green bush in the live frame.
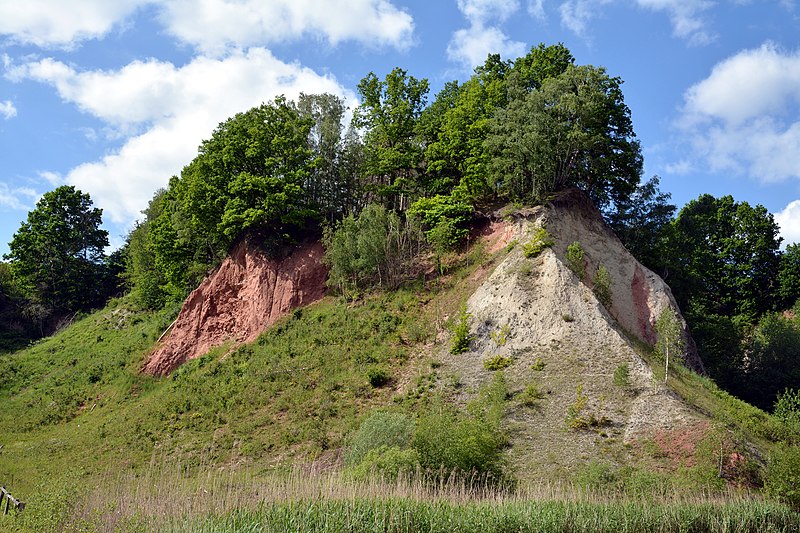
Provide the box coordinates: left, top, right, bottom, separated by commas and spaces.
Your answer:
613, 363, 630, 388
522, 227, 554, 258
766, 444, 800, 509
774, 388, 800, 433
450, 304, 473, 355
345, 411, 415, 467
484, 355, 512, 371
407, 195, 473, 254
565, 241, 585, 280
593, 264, 612, 308
349, 445, 420, 481
412, 405, 506, 481
519, 383, 545, 407
366, 366, 390, 388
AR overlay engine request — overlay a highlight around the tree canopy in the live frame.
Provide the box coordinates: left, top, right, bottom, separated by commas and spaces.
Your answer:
4, 185, 109, 313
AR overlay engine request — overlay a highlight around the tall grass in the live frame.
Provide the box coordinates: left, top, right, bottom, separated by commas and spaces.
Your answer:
47, 463, 800, 533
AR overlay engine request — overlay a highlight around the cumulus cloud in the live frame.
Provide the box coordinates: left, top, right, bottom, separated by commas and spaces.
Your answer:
775, 199, 800, 246
678, 43, 800, 182
528, 0, 547, 20
635, 0, 714, 45
0, 99, 16, 119
158, 0, 414, 55
0, 0, 145, 48
0, 0, 414, 54
0, 182, 37, 211
448, 0, 525, 68
8, 48, 355, 225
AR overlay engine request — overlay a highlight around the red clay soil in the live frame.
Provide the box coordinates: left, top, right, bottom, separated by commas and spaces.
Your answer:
142, 240, 327, 376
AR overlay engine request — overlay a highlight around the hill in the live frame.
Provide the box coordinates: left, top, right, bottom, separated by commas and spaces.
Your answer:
0, 190, 797, 530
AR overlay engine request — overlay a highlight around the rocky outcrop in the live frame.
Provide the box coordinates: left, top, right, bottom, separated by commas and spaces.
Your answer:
142, 240, 327, 376
441, 189, 706, 479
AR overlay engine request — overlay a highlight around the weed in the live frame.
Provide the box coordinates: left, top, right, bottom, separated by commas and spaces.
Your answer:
522, 227, 554, 258
613, 363, 630, 388
530, 358, 546, 371
367, 366, 390, 388
519, 383, 546, 407
450, 304, 473, 355
504, 239, 518, 253
490, 322, 511, 348
484, 355, 513, 371
565, 241, 585, 280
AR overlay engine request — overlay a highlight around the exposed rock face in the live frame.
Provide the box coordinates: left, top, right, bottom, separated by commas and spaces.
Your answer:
443, 189, 706, 478
142, 240, 327, 376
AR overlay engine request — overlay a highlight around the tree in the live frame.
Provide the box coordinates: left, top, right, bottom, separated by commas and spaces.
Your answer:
4, 185, 109, 313
655, 307, 685, 384
487, 64, 642, 207
605, 176, 676, 273
778, 243, 800, 310
354, 67, 429, 209
666, 194, 781, 321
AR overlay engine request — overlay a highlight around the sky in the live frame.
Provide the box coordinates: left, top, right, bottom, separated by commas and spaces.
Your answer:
1, 0, 800, 256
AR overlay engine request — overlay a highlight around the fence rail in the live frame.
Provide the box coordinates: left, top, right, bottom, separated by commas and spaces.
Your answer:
1, 486, 25, 514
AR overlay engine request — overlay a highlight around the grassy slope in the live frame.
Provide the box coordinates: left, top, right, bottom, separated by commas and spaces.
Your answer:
0, 240, 798, 529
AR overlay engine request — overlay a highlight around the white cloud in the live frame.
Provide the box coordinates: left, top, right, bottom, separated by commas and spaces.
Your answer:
0, 0, 145, 48
678, 43, 800, 182
528, 0, 547, 19
635, 0, 714, 45
457, 0, 520, 23
38, 171, 63, 186
158, 0, 414, 55
448, 0, 524, 69
0, 99, 15, 119
9, 48, 354, 225
0, 183, 37, 211
775, 199, 800, 246
447, 25, 526, 68
559, 0, 611, 38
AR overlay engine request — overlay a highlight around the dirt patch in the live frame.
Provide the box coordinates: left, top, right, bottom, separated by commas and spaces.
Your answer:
142, 240, 328, 376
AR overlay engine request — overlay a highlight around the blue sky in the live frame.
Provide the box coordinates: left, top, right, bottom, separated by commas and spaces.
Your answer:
1, 0, 800, 256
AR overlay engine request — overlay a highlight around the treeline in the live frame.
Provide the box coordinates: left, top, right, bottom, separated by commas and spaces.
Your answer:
609, 182, 800, 410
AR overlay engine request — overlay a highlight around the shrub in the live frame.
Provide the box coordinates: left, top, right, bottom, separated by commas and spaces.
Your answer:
346, 411, 415, 466
774, 388, 800, 432
613, 363, 630, 388
565, 241, 585, 280
522, 227, 554, 258
519, 383, 545, 407
484, 355, 512, 371
413, 404, 507, 481
349, 445, 420, 481
593, 264, 612, 308
450, 304, 473, 355
530, 358, 545, 371
366, 366, 390, 388
766, 444, 800, 509
566, 383, 590, 429
407, 195, 473, 254
490, 323, 510, 347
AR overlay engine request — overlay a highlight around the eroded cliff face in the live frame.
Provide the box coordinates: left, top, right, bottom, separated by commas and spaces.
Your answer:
440, 189, 706, 478
142, 240, 327, 376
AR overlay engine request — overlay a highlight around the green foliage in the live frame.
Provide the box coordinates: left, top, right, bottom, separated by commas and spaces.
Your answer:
354, 67, 429, 208
450, 304, 473, 355
367, 366, 391, 388
483, 354, 513, 371
655, 308, 685, 383
4, 185, 109, 314
766, 444, 800, 510
522, 227, 554, 258
605, 176, 675, 273
530, 358, 545, 371
778, 245, 800, 310
565, 241, 585, 280
323, 204, 424, 297
488, 64, 642, 207
519, 383, 546, 406
407, 194, 473, 253
743, 314, 800, 410
348, 445, 420, 481
566, 383, 590, 429
346, 411, 415, 467
593, 264, 612, 308
490, 322, 510, 347
613, 363, 630, 388
774, 389, 800, 432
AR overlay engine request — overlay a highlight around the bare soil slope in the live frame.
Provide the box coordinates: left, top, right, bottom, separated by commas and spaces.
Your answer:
441, 189, 706, 479
142, 240, 327, 376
